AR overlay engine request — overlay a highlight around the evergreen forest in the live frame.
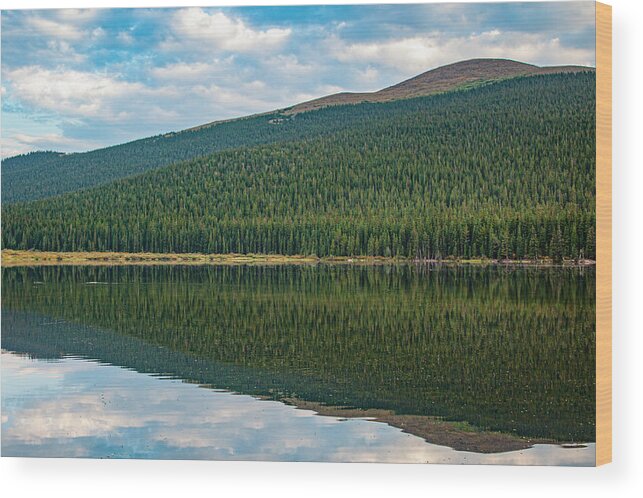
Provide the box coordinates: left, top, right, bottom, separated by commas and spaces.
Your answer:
1, 72, 596, 260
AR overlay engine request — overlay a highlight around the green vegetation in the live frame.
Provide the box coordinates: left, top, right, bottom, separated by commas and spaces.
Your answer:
2, 73, 596, 260
2, 83, 512, 205
1, 264, 596, 441
1, 151, 66, 175
1, 107, 368, 203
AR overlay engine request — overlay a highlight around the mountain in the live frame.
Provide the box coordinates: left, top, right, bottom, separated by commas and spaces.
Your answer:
281, 58, 593, 115
2, 72, 596, 260
1, 59, 594, 204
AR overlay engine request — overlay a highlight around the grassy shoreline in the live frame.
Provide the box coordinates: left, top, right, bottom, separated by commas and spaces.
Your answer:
1, 249, 596, 268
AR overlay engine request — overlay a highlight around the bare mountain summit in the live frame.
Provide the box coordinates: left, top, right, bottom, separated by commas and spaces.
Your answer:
282, 58, 594, 115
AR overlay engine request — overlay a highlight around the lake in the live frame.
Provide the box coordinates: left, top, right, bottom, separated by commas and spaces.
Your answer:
1, 264, 596, 465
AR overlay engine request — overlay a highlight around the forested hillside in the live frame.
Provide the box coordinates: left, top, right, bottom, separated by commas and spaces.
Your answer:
2, 72, 596, 260
1, 108, 370, 204
1, 59, 593, 204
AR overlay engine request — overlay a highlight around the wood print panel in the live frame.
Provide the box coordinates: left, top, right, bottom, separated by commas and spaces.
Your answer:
596, 0, 612, 466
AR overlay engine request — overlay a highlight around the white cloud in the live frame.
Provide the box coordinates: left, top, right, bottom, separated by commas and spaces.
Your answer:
163, 8, 291, 54
243, 80, 267, 92
2, 60, 305, 155
91, 27, 106, 40
264, 54, 316, 77
116, 31, 134, 45
317, 84, 345, 95
25, 15, 85, 41
151, 61, 216, 81
150, 58, 236, 82
2, 139, 36, 158
329, 30, 595, 74
21, 9, 101, 42
1, 133, 104, 158
287, 84, 349, 107
41, 40, 87, 64
54, 9, 100, 24
356, 66, 380, 85
191, 83, 274, 111
5, 66, 174, 121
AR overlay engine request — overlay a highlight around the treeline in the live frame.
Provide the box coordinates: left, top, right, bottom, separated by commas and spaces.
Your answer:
1, 73, 596, 260
2, 265, 596, 441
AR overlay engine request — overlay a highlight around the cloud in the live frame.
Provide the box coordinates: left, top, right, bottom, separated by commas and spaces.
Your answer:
18, 10, 101, 42
54, 9, 100, 23
2, 133, 104, 158
329, 30, 595, 74
0, 4, 596, 157
190, 82, 278, 115
1, 351, 595, 465
24, 15, 86, 41
4, 66, 174, 120
151, 61, 216, 81
0, 10, 109, 72
1, 139, 41, 158
2, 60, 298, 154
150, 58, 235, 82
263, 54, 316, 77
162, 8, 291, 54
91, 27, 106, 40
41, 40, 87, 64
355, 66, 380, 85
116, 31, 135, 45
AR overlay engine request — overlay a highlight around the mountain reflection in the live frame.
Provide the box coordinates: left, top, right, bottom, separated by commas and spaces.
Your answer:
1, 264, 595, 455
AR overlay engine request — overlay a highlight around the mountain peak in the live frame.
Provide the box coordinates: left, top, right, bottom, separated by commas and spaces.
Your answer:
283, 58, 594, 115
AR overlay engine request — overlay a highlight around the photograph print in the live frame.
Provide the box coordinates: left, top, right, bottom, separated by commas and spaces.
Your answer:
0, 1, 609, 465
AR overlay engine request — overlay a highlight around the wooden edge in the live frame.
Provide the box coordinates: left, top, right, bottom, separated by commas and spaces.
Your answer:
596, 1, 612, 467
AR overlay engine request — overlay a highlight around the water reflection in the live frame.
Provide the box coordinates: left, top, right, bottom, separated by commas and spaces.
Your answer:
1, 264, 596, 463
1, 351, 594, 465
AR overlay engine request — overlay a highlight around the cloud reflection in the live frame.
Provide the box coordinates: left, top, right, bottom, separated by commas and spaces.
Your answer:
1, 351, 595, 465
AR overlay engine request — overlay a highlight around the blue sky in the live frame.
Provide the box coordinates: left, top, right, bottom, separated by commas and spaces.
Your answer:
0, 2, 596, 157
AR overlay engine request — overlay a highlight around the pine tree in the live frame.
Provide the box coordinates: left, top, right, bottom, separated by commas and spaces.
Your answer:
551, 225, 564, 265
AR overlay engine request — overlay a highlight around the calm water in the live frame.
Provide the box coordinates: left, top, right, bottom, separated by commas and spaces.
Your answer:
1, 265, 596, 465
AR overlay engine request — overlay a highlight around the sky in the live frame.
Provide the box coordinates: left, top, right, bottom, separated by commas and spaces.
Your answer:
0, 1, 596, 157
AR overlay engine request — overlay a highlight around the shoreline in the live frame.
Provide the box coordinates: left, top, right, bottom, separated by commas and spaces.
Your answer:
1, 249, 597, 268
279, 397, 584, 454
